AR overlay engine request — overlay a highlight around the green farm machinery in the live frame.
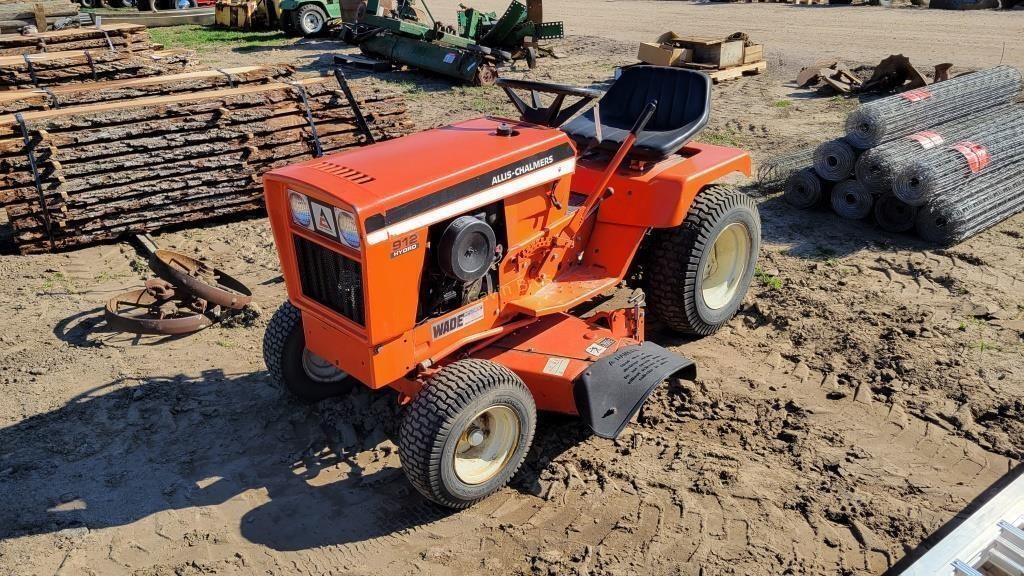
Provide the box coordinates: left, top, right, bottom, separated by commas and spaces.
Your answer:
341, 0, 563, 85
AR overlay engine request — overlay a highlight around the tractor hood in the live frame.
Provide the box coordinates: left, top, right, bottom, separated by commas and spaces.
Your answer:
265, 116, 576, 247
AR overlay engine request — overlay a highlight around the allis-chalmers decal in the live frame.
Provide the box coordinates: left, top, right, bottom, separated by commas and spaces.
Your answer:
491, 154, 555, 186
431, 303, 485, 340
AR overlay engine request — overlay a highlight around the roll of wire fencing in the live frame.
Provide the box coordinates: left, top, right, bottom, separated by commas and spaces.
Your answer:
853, 105, 1019, 194
783, 167, 827, 209
893, 111, 1024, 206
915, 157, 1024, 245
757, 146, 816, 194
813, 138, 860, 182
844, 65, 1023, 149
831, 179, 874, 220
873, 194, 918, 233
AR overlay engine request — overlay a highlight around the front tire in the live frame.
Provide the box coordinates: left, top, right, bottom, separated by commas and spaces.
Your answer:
644, 185, 760, 336
293, 3, 328, 36
398, 359, 536, 509
263, 301, 353, 402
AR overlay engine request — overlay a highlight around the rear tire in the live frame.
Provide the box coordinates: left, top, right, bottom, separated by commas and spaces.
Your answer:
398, 359, 536, 509
263, 301, 354, 402
644, 185, 760, 336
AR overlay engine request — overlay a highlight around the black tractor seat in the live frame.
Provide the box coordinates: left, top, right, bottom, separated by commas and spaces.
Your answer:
561, 65, 712, 162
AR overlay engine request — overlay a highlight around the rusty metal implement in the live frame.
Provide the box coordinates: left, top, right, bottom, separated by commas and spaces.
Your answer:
150, 250, 253, 310
105, 279, 219, 335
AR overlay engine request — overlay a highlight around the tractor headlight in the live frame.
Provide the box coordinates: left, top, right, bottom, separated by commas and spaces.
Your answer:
288, 191, 313, 229
335, 208, 360, 249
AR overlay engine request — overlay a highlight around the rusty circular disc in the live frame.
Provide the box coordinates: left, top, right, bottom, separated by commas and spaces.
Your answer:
105, 287, 218, 336
150, 249, 253, 310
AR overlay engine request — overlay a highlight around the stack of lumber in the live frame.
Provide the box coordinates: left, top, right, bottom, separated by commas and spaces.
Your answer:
0, 24, 155, 56
0, 64, 294, 113
0, 48, 194, 89
0, 75, 413, 253
0, 0, 78, 34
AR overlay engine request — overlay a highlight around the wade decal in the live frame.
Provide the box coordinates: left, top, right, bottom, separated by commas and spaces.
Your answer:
431, 303, 485, 340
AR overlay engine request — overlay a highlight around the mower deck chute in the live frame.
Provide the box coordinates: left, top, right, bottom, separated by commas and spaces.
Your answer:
575, 342, 696, 439
262, 65, 761, 508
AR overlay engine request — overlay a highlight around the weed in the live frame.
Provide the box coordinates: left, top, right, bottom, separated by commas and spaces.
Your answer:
772, 100, 792, 108
216, 339, 237, 348
972, 340, 1000, 353
755, 268, 783, 290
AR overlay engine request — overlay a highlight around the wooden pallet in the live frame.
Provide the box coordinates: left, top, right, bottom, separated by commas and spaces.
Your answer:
676, 60, 766, 83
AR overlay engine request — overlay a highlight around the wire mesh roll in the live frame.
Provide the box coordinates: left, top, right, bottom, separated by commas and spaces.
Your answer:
783, 168, 824, 209
831, 179, 874, 220
758, 146, 816, 193
853, 105, 1019, 194
813, 138, 859, 182
873, 194, 918, 233
893, 111, 1024, 206
916, 158, 1024, 244
844, 66, 1023, 149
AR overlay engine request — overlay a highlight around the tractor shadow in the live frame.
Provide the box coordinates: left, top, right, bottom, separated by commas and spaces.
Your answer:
0, 367, 591, 552
0, 370, 439, 549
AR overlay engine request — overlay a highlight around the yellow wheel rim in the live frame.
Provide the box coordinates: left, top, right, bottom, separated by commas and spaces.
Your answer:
453, 405, 520, 485
701, 222, 751, 311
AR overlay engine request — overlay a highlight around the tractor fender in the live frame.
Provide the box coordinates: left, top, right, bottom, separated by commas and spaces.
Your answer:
582, 143, 752, 230
573, 342, 696, 439
281, 0, 342, 18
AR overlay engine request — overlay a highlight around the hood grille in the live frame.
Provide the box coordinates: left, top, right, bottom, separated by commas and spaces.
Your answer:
310, 161, 376, 185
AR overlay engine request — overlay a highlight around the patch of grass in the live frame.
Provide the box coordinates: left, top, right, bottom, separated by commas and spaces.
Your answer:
394, 80, 425, 94
701, 128, 741, 147
148, 25, 292, 53
772, 100, 792, 108
41, 271, 72, 291
216, 339, 237, 348
755, 268, 783, 290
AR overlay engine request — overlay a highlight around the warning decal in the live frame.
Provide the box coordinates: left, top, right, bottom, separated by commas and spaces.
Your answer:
310, 200, 339, 240
543, 357, 570, 377
585, 337, 617, 358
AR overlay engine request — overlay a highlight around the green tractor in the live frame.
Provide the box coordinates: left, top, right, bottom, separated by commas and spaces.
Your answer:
280, 0, 366, 36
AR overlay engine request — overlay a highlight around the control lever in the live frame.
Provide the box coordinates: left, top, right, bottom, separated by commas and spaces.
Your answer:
560, 99, 658, 243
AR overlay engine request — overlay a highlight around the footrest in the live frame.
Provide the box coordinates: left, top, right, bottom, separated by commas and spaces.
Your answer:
574, 342, 696, 439
505, 266, 619, 316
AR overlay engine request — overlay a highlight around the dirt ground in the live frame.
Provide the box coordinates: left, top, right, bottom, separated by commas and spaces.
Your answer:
1, 3, 1023, 575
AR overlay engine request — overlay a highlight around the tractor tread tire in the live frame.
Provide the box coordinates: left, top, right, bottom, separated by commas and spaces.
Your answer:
644, 185, 760, 336
263, 301, 352, 402
294, 3, 328, 36
263, 301, 300, 390
398, 359, 536, 509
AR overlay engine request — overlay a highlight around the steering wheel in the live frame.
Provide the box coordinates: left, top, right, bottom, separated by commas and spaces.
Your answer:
495, 78, 603, 128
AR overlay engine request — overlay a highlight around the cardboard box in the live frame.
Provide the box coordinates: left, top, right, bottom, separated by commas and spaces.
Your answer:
638, 42, 692, 67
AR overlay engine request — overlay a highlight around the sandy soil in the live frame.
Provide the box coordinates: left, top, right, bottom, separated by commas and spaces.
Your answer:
1, 4, 1023, 575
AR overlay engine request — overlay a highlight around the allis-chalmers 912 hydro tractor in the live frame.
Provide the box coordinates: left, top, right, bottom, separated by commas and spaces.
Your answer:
262, 66, 761, 508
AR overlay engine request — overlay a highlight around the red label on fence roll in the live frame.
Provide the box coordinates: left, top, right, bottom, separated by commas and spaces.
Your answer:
951, 141, 991, 173
900, 89, 932, 102
907, 130, 944, 149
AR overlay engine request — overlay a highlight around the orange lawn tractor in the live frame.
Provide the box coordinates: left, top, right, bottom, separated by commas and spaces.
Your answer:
262, 65, 761, 508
